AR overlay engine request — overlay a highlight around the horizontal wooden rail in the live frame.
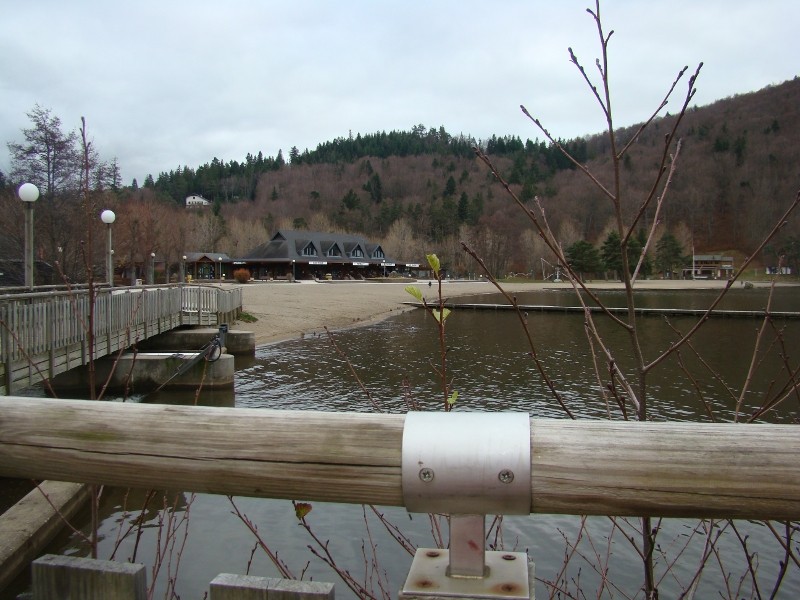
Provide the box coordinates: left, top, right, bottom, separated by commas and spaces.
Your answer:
0, 398, 797, 520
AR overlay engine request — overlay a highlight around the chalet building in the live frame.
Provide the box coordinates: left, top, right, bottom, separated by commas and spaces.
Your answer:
682, 254, 734, 280
235, 230, 418, 281
185, 194, 211, 208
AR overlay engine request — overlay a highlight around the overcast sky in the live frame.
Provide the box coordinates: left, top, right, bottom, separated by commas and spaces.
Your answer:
2, 1, 798, 186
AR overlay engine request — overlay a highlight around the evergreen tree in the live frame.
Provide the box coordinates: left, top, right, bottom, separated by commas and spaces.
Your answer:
629, 230, 653, 279
566, 240, 601, 280
341, 189, 360, 211
601, 231, 624, 278
363, 173, 383, 203
443, 175, 457, 197
655, 233, 686, 277
457, 192, 469, 223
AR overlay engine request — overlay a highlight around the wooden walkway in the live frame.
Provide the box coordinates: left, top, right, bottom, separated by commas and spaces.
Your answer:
405, 301, 800, 319
0, 285, 242, 395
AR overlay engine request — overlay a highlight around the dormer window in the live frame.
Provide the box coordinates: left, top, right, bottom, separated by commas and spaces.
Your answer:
373, 248, 385, 259
302, 244, 317, 256
327, 244, 341, 257
351, 247, 364, 258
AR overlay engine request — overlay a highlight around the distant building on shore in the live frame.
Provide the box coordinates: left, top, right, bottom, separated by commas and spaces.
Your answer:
239, 230, 421, 281
683, 254, 734, 279
181, 230, 428, 282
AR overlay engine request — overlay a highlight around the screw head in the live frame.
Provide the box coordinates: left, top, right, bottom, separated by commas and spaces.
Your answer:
419, 467, 435, 483
498, 469, 515, 484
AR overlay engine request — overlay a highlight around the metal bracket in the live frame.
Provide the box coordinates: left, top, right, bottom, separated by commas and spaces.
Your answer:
400, 412, 533, 597
402, 412, 531, 515
400, 548, 533, 600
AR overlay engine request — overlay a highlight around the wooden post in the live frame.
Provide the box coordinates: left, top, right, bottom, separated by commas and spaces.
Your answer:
0, 397, 798, 520
32, 555, 146, 600
209, 573, 334, 600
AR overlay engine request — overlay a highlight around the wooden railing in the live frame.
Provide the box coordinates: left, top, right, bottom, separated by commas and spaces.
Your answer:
1, 398, 797, 520
2, 398, 797, 599
0, 285, 242, 394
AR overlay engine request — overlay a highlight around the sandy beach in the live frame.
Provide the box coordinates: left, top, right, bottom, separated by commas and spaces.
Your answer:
229, 278, 748, 347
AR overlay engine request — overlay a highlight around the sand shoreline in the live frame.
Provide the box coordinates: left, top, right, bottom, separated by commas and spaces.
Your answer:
224, 278, 782, 347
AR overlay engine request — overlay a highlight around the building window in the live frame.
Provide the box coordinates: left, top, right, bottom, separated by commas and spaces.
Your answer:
303, 244, 317, 256
327, 246, 340, 257
351, 247, 364, 258
373, 248, 385, 259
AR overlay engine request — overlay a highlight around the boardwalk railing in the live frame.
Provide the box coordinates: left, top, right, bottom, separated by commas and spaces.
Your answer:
0, 285, 242, 395
1, 399, 798, 599
1, 398, 797, 520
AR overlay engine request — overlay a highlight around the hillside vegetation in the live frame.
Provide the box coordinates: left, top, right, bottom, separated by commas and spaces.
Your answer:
3, 78, 799, 281
145, 77, 800, 275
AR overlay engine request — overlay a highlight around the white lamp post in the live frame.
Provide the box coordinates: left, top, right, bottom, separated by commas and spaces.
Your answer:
218, 256, 223, 280
100, 209, 116, 286
149, 252, 156, 285
291, 259, 296, 282
181, 255, 187, 283
18, 183, 39, 288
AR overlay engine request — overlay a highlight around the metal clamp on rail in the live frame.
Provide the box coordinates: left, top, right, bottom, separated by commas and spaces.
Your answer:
400, 412, 533, 600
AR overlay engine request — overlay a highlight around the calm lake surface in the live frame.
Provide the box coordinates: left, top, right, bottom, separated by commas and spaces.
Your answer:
43, 287, 800, 599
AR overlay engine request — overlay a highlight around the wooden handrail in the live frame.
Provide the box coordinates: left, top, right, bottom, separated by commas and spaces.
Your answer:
0, 397, 797, 520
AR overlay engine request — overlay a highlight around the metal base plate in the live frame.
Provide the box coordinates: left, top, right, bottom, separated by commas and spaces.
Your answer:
400, 549, 533, 600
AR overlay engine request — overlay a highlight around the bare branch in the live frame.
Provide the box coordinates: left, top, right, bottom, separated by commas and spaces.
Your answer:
645, 188, 800, 372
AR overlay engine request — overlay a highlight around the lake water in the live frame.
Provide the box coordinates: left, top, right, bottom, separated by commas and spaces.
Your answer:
32, 287, 800, 599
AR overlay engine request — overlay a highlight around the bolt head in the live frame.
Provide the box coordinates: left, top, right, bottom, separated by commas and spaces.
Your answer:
498, 469, 515, 484
418, 468, 435, 483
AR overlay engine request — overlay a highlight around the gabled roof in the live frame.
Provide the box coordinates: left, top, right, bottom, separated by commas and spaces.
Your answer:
365, 243, 386, 259
244, 230, 395, 263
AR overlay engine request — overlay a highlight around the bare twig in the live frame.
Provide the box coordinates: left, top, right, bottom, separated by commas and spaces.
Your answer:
227, 496, 295, 579
324, 326, 384, 412
461, 241, 576, 417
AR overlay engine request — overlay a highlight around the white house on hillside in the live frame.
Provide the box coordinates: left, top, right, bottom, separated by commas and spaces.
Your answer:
185, 194, 211, 208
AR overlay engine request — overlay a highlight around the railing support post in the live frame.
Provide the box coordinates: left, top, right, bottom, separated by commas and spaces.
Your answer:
400, 412, 534, 599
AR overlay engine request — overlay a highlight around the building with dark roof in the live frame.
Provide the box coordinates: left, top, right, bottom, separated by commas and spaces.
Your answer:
183, 252, 231, 280
236, 230, 417, 281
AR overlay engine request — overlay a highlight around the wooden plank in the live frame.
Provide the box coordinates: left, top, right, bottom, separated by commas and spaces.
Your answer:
0, 398, 797, 520
32, 554, 146, 600
210, 573, 334, 600
0, 482, 90, 591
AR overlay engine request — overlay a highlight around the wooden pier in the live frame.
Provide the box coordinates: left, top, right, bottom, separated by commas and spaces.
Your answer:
0, 285, 242, 395
405, 301, 800, 319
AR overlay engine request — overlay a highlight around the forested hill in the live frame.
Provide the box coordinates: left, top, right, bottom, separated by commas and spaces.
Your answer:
140, 77, 799, 275
144, 124, 588, 205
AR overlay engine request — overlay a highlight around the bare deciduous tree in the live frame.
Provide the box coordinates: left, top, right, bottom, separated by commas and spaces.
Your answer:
470, 2, 800, 597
